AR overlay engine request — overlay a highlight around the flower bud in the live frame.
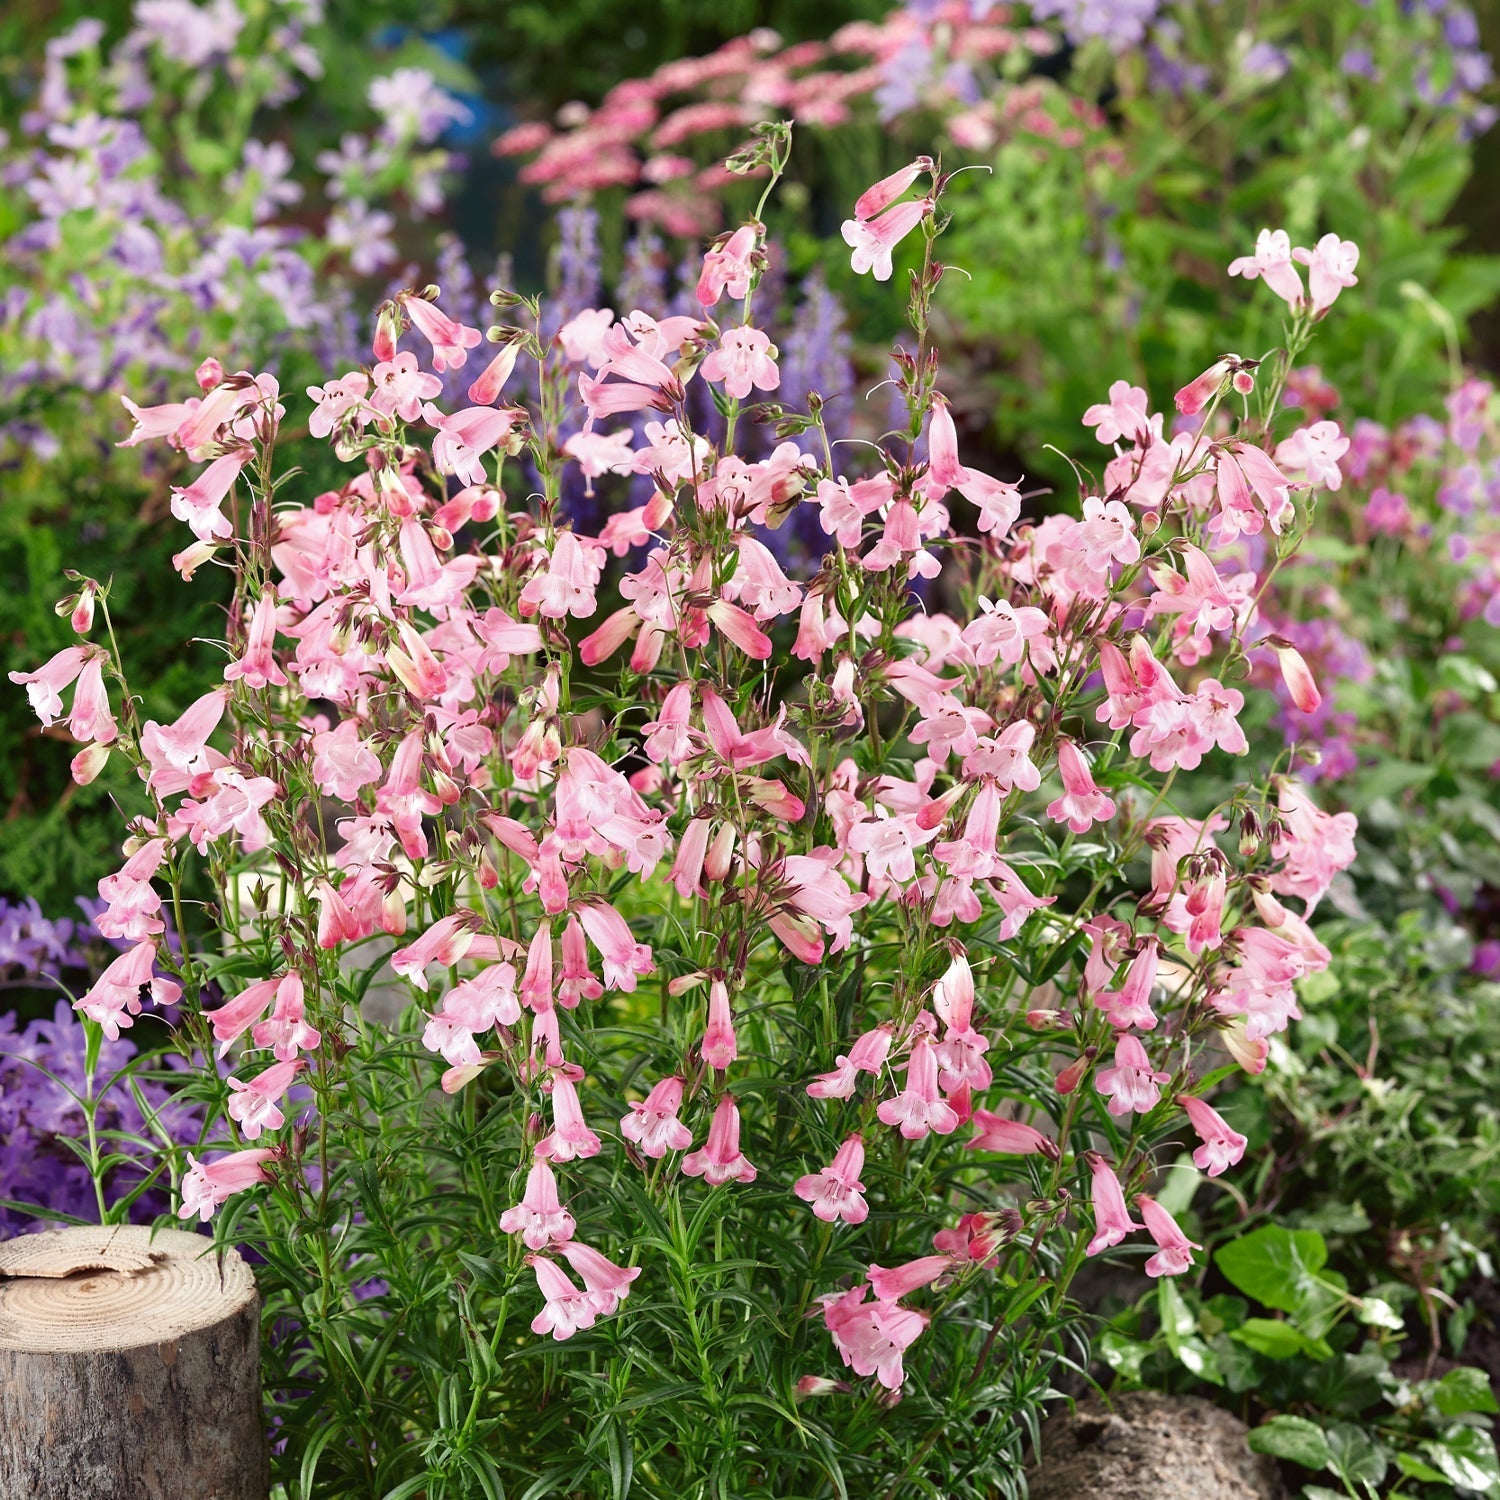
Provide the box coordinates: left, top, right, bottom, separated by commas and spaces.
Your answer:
195, 357, 224, 391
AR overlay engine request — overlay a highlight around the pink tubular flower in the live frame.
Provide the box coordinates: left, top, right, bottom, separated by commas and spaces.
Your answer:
10, 645, 90, 727
400, 292, 483, 371
311, 720, 382, 800
95, 839, 168, 942
140, 688, 227, 780
1180, 1094, 1248, 1177
1095, 1035, 1171, 1116
208, 976, 280, 1056
867, 1255, 952, 1303
1046, 740, 1116, 834
700, 978, 737, 1070
794, 1135, 868, 1225
537, 1075, 602, 1163
178, 1148, 276, 1222
696, 224, 757, 307
67, 656, 117, 746
376, 730, 442, 860
807, 1024, 894, 1099
876, 1038, 959, 1140
500, 1161, 576, 1250
558, 1240, 641, 1315
1292, 234, 1359, 317
573, 900, 654, 992
1085, 1153, 1141, 1256
1227, 228, 1305, 308
701, 326, 780, 400
681, 1094, 757, 1184
226, 1057, 303, 1140
1083, 380, 1153, 445
76, 940, 175, 1039
467, 342, 520, 406
841, 196, 930, 281
170, 449, 252, 542
621, 1075, 693, 1158
224, 591, 288, 689
967, 1111, 1056, 1158
251, 971, 321, 1061
853, 158, 931, 221
1095, 943, 1160, 1031
822, 1285, 929, 1391
1272, 641, 1323, 714
1138, 1194, 1202, 1277
528, 1255, 596, 1340
1174, 358, 1232, 417
391, 914, 478, 991
518, 531, 605, 620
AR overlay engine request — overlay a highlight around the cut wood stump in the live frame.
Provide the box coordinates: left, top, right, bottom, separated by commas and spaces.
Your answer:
0, 1224, 270, 1500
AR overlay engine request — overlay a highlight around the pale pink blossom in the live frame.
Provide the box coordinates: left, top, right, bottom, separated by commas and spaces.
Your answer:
1095, 1035, 1170, 1116
876, 1038, 959, 1140
500, 1161, 576, 1249
681, 1094, 757, 1184
1292, 234, 1359, 317
226, 1057, 303, 1140
1138, 1194, 1201, 1277
702, 326, 780, 400
178, 1148, 276, 1222
794, 1135, 868, 1225
841, 197, 930, 281
1180, 1094, 1248, 1177
1085, 1153, 1141, 1255
620, 1076, 693, 1158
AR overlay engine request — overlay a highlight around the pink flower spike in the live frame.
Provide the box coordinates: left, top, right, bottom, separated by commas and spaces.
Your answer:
528, 1255, 596, 1341
226, 1057, 303, 1140
967, 1111, 1057, 1159
620, 1075, 693, 1159
178, 1148, 276, 1222
1085, 1153, 1141, 1256
1138, 1194, 1202, 1277
500, 1161, 576, 1250
854, 158, 930, 221
681, 1094, 757, 1185
1095, 1035, 1170, 1116
794, 1135, 868, 1225
558, 1240, 641, 1315
841, 197, 930, 282
1180, 1095, 1249, 1177
867, 1254, 951, 1303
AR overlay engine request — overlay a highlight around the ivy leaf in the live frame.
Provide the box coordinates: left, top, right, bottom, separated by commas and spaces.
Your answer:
1248, 1415, 1332, 1471
1325, 1422, 1388, 1489
1214, 1226, 1343, 1336
1423, 1426, 1500, 1491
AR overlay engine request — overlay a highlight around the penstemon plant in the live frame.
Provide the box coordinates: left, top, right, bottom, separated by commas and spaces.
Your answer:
14, 127, 1368, 1498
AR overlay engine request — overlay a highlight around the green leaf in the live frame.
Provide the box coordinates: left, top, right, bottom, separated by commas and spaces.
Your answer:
1212, 1224, 1332, 1320
1423, 1426, 1500, 1491
1232, 1318, 1330, 1361
1434, 1366, 1500, 1416
1325, 1422, 1387, 1489
1394, 1452, 1449, 1485
1248, 1415, 1332, 1471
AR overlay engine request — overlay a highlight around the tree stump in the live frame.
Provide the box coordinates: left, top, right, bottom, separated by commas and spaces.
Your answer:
0, 1224, 270, 1499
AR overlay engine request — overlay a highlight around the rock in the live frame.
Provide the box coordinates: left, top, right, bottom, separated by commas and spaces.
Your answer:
1026, 1390, 1285, 1500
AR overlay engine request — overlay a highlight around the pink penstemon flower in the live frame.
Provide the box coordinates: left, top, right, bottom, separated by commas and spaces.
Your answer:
681, 1094, 757, 1184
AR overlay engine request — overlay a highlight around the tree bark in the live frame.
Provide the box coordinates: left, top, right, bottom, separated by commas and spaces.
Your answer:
0, 1224, 270, 1499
